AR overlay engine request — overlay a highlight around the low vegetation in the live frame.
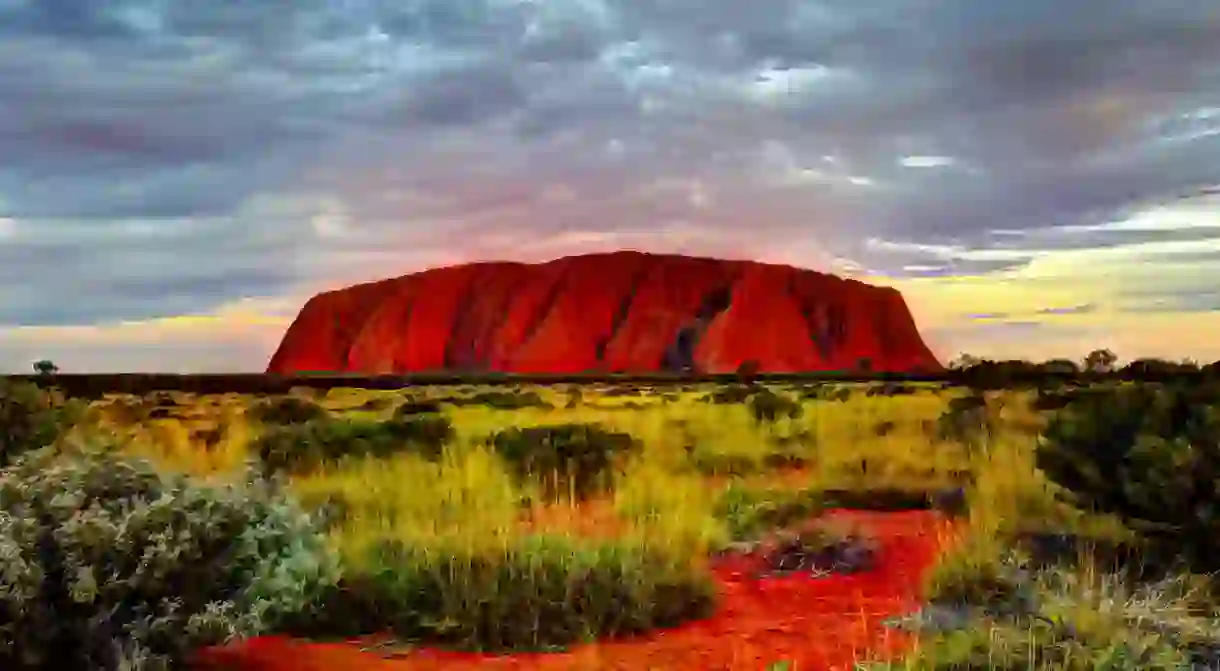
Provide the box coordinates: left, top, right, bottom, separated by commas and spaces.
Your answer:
4, 359, 1220, 669
0, 444, 339, 670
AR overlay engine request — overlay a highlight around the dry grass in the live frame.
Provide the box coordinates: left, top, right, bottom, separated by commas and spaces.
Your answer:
67, 381, 1220, 668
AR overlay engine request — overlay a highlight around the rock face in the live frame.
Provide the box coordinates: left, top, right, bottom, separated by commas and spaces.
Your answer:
266, 251, 942, 374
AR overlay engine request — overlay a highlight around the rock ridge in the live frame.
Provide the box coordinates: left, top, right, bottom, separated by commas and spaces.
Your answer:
266, 251, 942, 374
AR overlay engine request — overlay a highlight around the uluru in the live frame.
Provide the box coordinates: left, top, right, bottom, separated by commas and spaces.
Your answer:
266, 251, 942, 375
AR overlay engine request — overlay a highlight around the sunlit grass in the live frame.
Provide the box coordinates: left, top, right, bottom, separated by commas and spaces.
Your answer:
68, 380, 1218, 667
78, 382, 1078, 552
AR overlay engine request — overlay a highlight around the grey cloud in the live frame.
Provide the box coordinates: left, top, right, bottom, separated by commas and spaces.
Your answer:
869, 131, 1220, 243
0, 215, 312, 325
1118, 288, 1220, 315
847, 238, 1034, 279
1136, 250, 1220, 265
0, 157, 309, 220
984, 224, 1220, 253
1169, 294, 1220, 313
3, 0, 1220, 343
399, 60, 532, 127
517, 26, 605, 65
376, 0, 530, 48
740, 1, 1220, 240
877, 266, 956, 278
1122, 297, 1220, 314
1038, 304, 1098, 316
0, 0, 142, 40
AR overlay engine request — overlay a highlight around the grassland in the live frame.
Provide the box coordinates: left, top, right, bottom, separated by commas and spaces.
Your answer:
22, 379, 1220, 669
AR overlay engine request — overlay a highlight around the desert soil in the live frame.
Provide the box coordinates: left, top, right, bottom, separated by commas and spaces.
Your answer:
194, 509, 962, 671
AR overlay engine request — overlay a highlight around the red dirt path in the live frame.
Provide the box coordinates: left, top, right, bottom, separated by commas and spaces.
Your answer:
194, 510, 961, 671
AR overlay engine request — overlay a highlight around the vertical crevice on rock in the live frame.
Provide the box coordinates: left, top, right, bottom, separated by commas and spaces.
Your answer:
508, 262, 573, 361
827, 301, 847, 362
341, 279, 416, 373
811, 304, 834, 362
787, 275, 834, 364
443, 265, 496, 371
322, 286, 374, 371
469, 265, 530, 369
662, 283, 734, 372
593, 262, 652, 364
386, 293, 419, 373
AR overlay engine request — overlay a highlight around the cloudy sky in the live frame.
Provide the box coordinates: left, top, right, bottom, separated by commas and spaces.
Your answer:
2, 0, 1220, 372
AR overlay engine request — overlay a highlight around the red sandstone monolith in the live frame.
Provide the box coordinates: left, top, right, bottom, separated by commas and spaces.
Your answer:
266, 251, 941, 374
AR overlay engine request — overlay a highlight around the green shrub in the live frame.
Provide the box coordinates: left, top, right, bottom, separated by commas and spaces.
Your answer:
487, 424, 639, 502
714, 484, 950, 543
448, 391, 551, 410
691, 452, 764, 477
0, 448, 341, 670
801, 387, 852, 402
760, 451, 811, 470
254, 415, 454, 475
703, 384, 757, 404
0, 380, 83, 467
757, 523, 879, 576
866, 383, 912, 397
748, 389, 803, 423
392, 400, 444, 418
904, 622, 1184, 671
927, 556, 1036, 615
714, 484, 826, 541
1032, 387, 1080, 412
935, 393, 993, 448
352, 397, 394, 412
1036, 382, 1220, 572
302, 536, 715, 652
247, 395, 329, 425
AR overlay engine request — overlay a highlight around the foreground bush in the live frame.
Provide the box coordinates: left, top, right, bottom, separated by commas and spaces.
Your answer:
296, 536, 716, 652
443, 390, 552, 410
703, 383, 757, 405
254, 414, 454, 475
714, 483, 828, 541
714, 482, 958, 543
246, 396, 329, 425
747, 389, 804, 423
0, 448, 341, 670
488, 424, 640, 502
911, 545, 1210, 671
1036, 382, 1220, 572
935, 392, 994, 448
0, 380, 83, 467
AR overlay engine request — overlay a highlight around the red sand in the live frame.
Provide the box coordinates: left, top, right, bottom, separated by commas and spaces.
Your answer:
194, 510, 961, 671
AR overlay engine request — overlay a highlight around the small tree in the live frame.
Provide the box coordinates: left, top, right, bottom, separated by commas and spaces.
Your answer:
1083, 348, 1117, 374
949, 353, 981, 370
735, 360, 761, 384
31, 359, 57, 376
856, 357, 873, 374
